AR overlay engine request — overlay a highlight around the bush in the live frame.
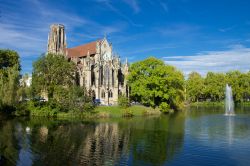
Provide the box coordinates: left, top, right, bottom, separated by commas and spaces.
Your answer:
23, 101, 58, 117
159, 102, 171, 113
122, 109, 134, 117
15, 102, 30, 116
30, 105, 58, 117
118, 95, 130, 108
83, 102, 95, 112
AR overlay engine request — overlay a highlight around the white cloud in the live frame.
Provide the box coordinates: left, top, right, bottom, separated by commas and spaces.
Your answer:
0, 0, 125, 73
163, 45, 250, 76
159, 1, 169, 12
218, 25, 236, 32
122, 0, 140, 13
123, 44, 176, 55
157, 23, 200, 37
95, 0, 142, 27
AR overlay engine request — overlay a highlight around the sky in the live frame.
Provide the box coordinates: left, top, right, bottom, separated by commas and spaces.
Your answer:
0, 0, 250, 76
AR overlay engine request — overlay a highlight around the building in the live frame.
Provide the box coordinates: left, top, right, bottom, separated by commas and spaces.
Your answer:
20, 74, 32, 87
47, 24, 129, 105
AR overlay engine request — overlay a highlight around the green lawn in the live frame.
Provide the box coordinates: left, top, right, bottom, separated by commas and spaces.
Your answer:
94, 105, 161, 118
57, 105, 161, 119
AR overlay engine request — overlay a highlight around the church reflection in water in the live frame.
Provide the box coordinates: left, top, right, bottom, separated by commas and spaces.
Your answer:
0, 114, 185, 166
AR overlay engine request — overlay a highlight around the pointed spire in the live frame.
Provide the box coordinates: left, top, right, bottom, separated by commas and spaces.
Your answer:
104, 32, 107, 39
65, 32, 67, 47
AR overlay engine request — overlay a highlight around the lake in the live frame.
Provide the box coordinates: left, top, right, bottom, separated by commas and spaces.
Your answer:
1, 106, 250, 166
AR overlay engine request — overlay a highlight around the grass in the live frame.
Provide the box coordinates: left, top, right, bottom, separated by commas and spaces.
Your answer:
189, 101, 250, 107
189, 101, 224, 107
94, 105, 161, 118
56, 105, 161, 119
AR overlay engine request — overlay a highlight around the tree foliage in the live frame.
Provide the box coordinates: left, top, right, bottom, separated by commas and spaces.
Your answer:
31, 53, 94, 113
118, 95, 130, 108
0, 49, 20, 112
186, 72, 204, 102
186, 70, 250, 103
128, 57, 185, 112
32, 53, 76, 100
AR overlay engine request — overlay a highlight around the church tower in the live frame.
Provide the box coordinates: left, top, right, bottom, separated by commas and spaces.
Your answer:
47, 24, 66, 55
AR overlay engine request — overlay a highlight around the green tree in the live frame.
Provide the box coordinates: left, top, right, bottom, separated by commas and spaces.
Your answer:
204, 72, 226, 101
118, 95, 130, 108
128, 57, 185, 112
186, 72, 204, 102
0, 49, 21, 71
53, 85, 93, 112
226, 71, 250, 102
0, 49, 20, 111
32, 53, 76, 100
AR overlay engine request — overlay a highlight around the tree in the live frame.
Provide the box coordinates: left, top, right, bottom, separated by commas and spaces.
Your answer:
226, 71, 250, 102
0, 49, 20, 111
0, 49, 21, 71
204, 72, 226, 101
128, 57, 185, 112
32, 53, 76, 100
186, 72, 204, 102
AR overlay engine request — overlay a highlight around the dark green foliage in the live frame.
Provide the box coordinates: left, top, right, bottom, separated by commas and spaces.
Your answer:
0, 49, 20, 112
0, 49, 20, 71
128, 57, 185, 112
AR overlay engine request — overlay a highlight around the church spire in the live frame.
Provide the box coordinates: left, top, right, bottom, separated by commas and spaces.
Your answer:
47, 24, 66, 55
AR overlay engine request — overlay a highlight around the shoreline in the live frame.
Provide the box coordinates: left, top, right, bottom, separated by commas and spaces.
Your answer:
13, 105, 162, 119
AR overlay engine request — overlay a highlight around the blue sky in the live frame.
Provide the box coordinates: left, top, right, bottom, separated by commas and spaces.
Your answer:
0, 0, 250, 75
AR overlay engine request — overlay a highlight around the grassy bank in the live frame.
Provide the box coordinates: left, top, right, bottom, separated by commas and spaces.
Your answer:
189, 101, 224, 107
57, 105, 161, 119
189, 101, 250, 107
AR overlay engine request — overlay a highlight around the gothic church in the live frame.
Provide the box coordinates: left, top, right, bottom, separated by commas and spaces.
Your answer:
47, 24, 129, 105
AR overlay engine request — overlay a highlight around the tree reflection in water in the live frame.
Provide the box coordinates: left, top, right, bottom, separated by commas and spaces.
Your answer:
0, 114, 185, 166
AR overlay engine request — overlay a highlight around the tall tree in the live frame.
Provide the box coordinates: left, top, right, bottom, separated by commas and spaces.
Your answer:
204, 72, 226, 101
0, 49, 20, 111
186, 72, 204, 102
32, 53, 76, 100
226, 71, 250, 102
128, 57, 185, 112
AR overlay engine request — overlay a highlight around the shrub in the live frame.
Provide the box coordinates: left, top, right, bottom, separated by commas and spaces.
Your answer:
122, 109, 133, 117
159, 102, 171, 113
83, 102, 95, 112
118, 95, 130, 108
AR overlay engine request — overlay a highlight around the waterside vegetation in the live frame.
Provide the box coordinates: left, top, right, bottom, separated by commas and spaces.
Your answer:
186, 71, 250, 105
1, 49, 250, 118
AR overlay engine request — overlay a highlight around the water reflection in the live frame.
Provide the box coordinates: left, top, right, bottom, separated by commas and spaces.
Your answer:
2, 107, 250, 166
227, 116, 234, 145
0, 114, 185, 166
186, 106, 250, 146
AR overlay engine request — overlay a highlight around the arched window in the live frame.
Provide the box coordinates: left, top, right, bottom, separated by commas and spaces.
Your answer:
101, 90, 105, 98
118, 90, 122, 96
92, 90, 96, 101
118, 69, 124, 86
109, 91, 113, 98
91, 65, 95, 86
100, 66, 103, 85
112, 69, 114, 87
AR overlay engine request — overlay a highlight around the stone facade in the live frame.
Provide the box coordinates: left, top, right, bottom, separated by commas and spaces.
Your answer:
47, 24, 129, 105
47, 24, 67, 55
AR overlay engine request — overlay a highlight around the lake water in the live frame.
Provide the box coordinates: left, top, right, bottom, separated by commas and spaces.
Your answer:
1, 106, 250, 166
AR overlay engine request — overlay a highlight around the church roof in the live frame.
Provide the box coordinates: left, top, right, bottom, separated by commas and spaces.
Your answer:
66, 40, 101, 58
